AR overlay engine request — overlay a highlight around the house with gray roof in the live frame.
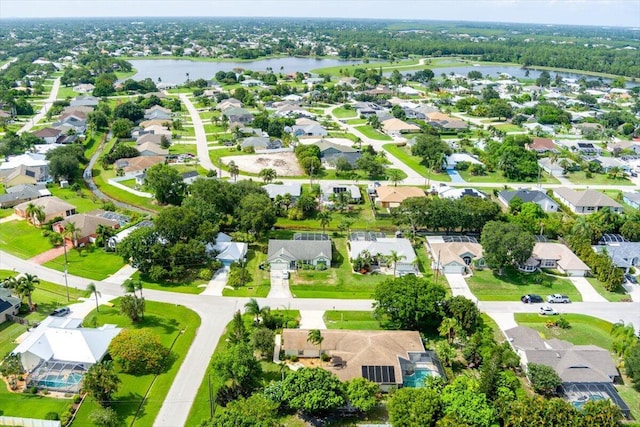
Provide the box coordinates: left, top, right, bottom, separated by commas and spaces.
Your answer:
0, 288, 21, 324
222, 106, 253, 124
316, 140, 361, 166
498, 189, 558, 213
348, 235, 418, 276
622, 192, 640, 209
0, 183, 51, 208
267, 238, 332, 271
553, 187, 623, 214
594, 242, 640, 273
70, 95, 99, 108
292, 118, 327, 138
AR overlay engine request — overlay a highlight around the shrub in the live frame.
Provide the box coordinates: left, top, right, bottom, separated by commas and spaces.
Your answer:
29, 386, 38, 394
286, 320, 299, 329
321, 353, 331, 362
108, 329, 169, 375
44, 412, 59, 420
198, 268, 213, 281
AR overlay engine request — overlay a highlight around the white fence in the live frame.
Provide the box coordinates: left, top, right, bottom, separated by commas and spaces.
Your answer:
0, 416, 61, 427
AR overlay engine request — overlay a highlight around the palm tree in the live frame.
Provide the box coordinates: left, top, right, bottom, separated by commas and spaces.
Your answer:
2, 275, 18, 291
317, 210, 332, 234
17, 273, 39, 310
438, 317, 461, 345
122, 278, 143, 298
63, 222, 79, 247
244, 298, 262, 323
227, 160, 240, 182
95, 224, 114, 248
307, 329, 324, 359
86, 282, 101, 312
386, 169, 403, 187
25, 203, 45, 227
387, 250, 406, 277
259, 168, 277, 183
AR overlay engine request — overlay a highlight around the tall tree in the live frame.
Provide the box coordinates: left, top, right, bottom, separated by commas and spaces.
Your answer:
144, 163, 186, 205
481, 221, 535, 275
317, 210, 332, 233
86, 282, 101, 312
258, 168, 277, 183
82, 361, 121, 407
307, 329, 325, 358
227, 160, 240, 182
16, 273, 38, 310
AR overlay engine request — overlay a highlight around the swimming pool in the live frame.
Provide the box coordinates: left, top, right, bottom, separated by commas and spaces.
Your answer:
572, 394, 606, 410
33, 372, 83, 389
402, 368, 435, 388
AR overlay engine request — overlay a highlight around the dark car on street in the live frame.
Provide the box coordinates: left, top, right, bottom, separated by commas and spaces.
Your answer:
521, 294, 543, 303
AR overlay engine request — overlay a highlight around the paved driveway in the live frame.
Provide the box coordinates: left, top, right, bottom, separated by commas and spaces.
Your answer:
569, 277, 607, 302
444, 273, 478, 303
268, 270, 292, 298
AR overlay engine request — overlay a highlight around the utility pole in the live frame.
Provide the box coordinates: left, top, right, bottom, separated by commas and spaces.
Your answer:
62, 241, 70, 301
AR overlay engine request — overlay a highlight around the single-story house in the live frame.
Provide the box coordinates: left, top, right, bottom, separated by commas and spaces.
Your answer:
0, 152, 50, 186
115, 156, 166, 178
181, 171, 200, 185
622, 192, 640, 209
53, 213, 120, 247
538, 157, 572, 177
267, 237, 332, 271
381, 118, 421, 135
33, 127, 63, 144
594, 242, 640, 273
320, 183, 361, 205
262, 182, 302, 201
218, 98, 242, 111
526, 137, 557, 153
589, 157, 631, 173
137, 141, 168, 157
72, 83, 95, 93
554, 140, 602, 155
0, 183, 51, 208
425, 112, 468, 131
519, 242, 590, 276
0, 288, 21, 323
222, 106, 253, 124
13, 316, 121, 391
281, 329, 443, 391
445, 153, 483, 170
348, 235, 418, 276
316, 140, 361, 166
292, 118, 327, 137
426, 236, 485, 274
70, 95, 99, 108
107, 220, 154, 249
143, 125, 172, 138
144, 105, 172, 121
498, 189, 558, 213
14, 196, 76, 225
241, 136, 271, 150
136, 133, 167, 146
553, 187, 623, 214
437, 186, 485, 200
609, 140, 640, 155
376, 185, 425, 208
206, 232, 248, 265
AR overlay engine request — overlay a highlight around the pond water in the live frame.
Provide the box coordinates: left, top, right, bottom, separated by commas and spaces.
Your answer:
128, 57, 363, 84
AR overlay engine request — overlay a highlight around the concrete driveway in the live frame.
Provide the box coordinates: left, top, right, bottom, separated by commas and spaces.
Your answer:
569, 277, 607, 302
444, 273, 478, 303
268, 270, 292, 298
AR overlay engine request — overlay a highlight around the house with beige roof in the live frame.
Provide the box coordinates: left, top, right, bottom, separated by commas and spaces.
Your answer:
426, 236, 485, 274
519, 242, 590, 276
381, 118, 420, 136
137, 141, 169, 157
52, 213, 120, 247
115, 156, 166, 178
553, 187, 623, 214
14, 196, 76, 225
376, 185, 425, 208
281, 329, 443, 391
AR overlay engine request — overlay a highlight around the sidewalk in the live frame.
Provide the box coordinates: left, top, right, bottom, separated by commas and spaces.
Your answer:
103, 264, 138, 286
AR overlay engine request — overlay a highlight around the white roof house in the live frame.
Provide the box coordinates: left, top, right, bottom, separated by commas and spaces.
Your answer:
13, 316, 121, 372
263, 182, 302, 200
445, 153, 483, 170
349, 237, 418, 276
206, 232, 248, 264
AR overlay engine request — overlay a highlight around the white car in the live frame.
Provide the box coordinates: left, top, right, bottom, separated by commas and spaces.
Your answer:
539, 306, 558, 316
282, 271, 290, 279
547, 294, 571, 303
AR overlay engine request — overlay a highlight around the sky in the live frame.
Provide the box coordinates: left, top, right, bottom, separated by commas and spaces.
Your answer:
1, 0, 639, 28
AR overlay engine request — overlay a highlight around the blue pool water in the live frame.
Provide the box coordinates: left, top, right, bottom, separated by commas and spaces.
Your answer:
34, 372, 83, 389
403, 368, 435, 388
572, 394, 605, 410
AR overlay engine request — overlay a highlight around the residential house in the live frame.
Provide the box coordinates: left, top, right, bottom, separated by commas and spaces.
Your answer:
445, 153, 483, 170
53, 213, 120, 247
553, 187, 623, 214
140, 119, 172, 129
144, 105, 172, 121
353, 102, 379, 117
526, 137, 557, 153
143, 124, 172, 139
437, 186, 485, 200
376, 186, 425, 208
181, 171, 200, 185
222, 106, 253, 124
426, 236, 485, 274
281, 329, 443, 391
53, 115, 87, 135
554, 140, 602, 155
32, 127, 62, 144
241, 136, 272, 150
267, 236, 332, 270
504, 326, 629, 418
217, 98, 242, 111
241, 79, 263, 87
262, 182, 302, 201
315, 140, 361, 166
137, 141, 169, 157
425, 112, 468, 131
498, 189, 559, 213
538, 157, 569, 177
70, 95, 99, 108
381, 118, 421, 136
348, 234, 418, 276
320, 183, 361, 205
622, 192, 640, 209
589, 157, 631, 173
13, 316, 121, 392
115, 156, 166, 178
594, 242, 640, 273
206, 232, 248, 265
14, 196, 76, 224
0, 183, 51, 208
292, 118, 328, 138
398, 86, 422, 96
518, 242, 590, 276
136, 133, 166, 146
0, 288, 21, 324
609, 140, 640, 155
107, 220, 154, 249
72, 83, 95, 93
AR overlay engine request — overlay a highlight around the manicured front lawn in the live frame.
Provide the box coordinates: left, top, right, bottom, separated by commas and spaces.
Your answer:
56, 86, 78, 100
493, 123, 522, 133
48, 184, 105, 213
43, 247, 125, 281
74, 301, 200, 427
0, 385, 71, 420
383, 143, 451, 182
92, 167, 160, 213
466, 268, 582, 302
565, 171, 634, 186
290, 238, 386, 299
130, 270, 208, 294
345, 118, 367, 125
458, 169, 559, 184
514, 313, 613, 351
332, 106, 358, 119
0, 220, 53, 259
354, 125, 393, 141
223, 249, 271, 297
169, 142, 197, 156
586, 277, 631, 302
324, 310, 381, 330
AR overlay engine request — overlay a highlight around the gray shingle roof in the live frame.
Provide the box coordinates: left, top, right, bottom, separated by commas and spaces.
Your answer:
267, 240, 332, 263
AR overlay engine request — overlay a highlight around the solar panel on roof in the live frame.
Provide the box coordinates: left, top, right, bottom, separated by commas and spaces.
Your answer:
361, 365, 395, 383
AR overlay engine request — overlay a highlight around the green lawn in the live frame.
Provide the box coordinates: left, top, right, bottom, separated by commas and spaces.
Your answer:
345, 118, 367, 125
458, 170, 559, 184
74, 301, 200, 427
56, 86, 78, 100
43, 247, 125, 281
354, 125, 393, 141
466, 268, 582, 302
615, 383, 640, 421
480, 313, 505, 343
565, 171, 634, 186
324, 311, 381, 330
48, 185, 104, 213
383, 143, 451, 182
0, 220, 54, 259
514, 313, 613, 351
0, 385, 72, 421
92, 167, 160, 213
223, 249, 271, 297
169, 142, 197, 156
129, 270, 208, 294
585, 277, 631, 302
290, 238, 386, 299
492, 123, 522, 133
203, 123, 225, 133
332, 106, 358, 119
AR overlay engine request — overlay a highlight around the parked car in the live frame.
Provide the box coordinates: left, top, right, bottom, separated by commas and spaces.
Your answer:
547, 294, 571, 303
625, 274, 638, 285
282, 271, 290, 279
521, 294, 543, 304
51, 307, 70, 317
539, 306, 558, 316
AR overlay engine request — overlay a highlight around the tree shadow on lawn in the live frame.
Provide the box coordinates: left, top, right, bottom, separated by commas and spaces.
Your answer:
487, 268, 554, 288
111, 391, 145, 421
131, 314, 180, 336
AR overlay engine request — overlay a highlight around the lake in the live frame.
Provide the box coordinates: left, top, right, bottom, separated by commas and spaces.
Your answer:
128, 58, 363, 84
